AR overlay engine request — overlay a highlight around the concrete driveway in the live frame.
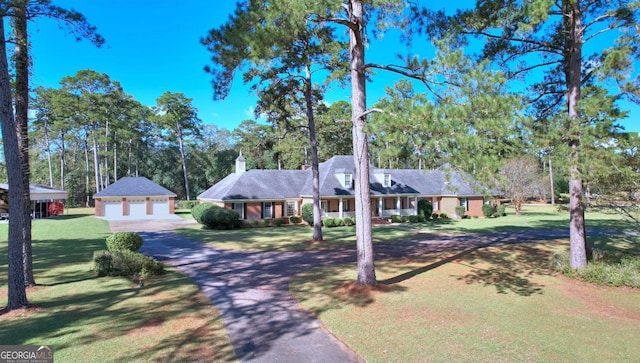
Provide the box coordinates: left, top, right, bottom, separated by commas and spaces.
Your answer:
107, 216, 199, 232
109, 217, 591, 362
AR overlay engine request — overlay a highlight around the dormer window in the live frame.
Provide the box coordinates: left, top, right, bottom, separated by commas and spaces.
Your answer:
383, 173, 391, 187
344, 174, 352, 188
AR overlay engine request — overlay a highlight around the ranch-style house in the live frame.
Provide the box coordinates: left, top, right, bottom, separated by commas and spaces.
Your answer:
197, 154, 494, 222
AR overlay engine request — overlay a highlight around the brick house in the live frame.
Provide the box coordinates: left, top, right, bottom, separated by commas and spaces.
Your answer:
197, 154, 493, 221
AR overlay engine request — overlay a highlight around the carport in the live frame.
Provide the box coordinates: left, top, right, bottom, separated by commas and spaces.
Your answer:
0, 184, 68, 219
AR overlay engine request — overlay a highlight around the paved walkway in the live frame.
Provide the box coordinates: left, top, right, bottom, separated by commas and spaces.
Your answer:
130, 223, 583, 362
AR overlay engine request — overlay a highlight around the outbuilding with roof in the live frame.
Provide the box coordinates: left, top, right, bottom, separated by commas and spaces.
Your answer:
93, 177, 177, 219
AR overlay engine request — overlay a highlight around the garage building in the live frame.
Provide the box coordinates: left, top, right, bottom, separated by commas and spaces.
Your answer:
93, 177, 177, 219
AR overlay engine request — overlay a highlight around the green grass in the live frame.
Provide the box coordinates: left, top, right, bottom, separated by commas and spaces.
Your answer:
0, 208, 236, 362
177, 224, 416, 251
178, 205, 630, 252
290, 239, 640, 362
418, 205, 631, 234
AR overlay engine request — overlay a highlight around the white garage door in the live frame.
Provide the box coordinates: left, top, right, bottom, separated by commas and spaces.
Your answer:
151, 198, 170, 216
127, 199, 147, 218
103, 200, 123, 218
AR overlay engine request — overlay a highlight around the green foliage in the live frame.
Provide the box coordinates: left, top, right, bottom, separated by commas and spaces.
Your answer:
455, 206, 466, 219
408, 215, 421, 222
191, 203, 217, 224
105, 232, 143, 252
391, 215, 403, 223
482, 204, 496, 217
497, 204, 507, 216
343, 217, 355, 226
439, 213, 448, 219
289, 215, 301, 224
431, 213, 439, 220
417, 199, 433, 218
248, 219, 260, 228
273, 218, 284, 227
301, 203, 314, 225
201, 207, 240, 230
551, 251, 640, 288
260, 219, 271, 227
93, 250, 164, 278
178, 200, 199, 209
322, 218, 336, 227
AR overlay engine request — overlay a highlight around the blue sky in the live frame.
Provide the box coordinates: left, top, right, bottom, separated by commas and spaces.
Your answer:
29, 0, 639, 133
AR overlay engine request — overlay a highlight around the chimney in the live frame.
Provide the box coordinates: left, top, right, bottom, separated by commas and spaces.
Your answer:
235, 151, 246, 175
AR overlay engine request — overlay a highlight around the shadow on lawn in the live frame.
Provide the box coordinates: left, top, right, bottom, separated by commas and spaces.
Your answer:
375, 233, 552, 296
0, 272, 235, 362
452, 243, 551, 296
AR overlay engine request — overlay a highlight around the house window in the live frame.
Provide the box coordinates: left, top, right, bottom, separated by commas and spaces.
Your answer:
401, 197, 407, 210
384, 173, 391, 187
343, 199, 351, 212
262, 202, 274, 219
432, 197, 439, 211
321, 200, 329, 214
232, 203, 245, 220
344, 174, 352, 188
285, 200, 298, 217
459, 197, 469, 211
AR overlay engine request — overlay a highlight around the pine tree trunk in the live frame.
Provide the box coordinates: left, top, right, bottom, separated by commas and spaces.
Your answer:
304, 65, 323, 242
60, 132, 66, 190
113, 132, 117, 181
13, 1, 35, 286
92, 128, 101, 193
45, 118, 54, 187
566, 0, 587, 269
349, 0, 376, 285
177, 125, 191, 200
104, 119, 109, 186
128, 139, 133, 176
85, 133, 91, 206
549, 156, 555, 206
0, 15, 28, 309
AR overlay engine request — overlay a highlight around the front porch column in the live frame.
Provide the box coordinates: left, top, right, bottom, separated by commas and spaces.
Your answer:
414, 196, 419, 215
339, 198, 343, 218
396, 196, 401, 214
378, 197, 383, 217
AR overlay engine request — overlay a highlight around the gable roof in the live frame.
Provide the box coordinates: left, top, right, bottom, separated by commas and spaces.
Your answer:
197, 155, 489, 202
93, 177, 177, 198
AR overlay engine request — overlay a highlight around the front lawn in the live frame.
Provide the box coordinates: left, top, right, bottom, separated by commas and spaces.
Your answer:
178, 224, 417, 251
423, 205, 632, 234
0, 208, 236, 362
290, 238, 640, 362
177, 205, 630, 252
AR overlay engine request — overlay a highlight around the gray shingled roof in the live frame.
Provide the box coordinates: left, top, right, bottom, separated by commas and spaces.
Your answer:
300, 156, 356, 196
197, 156, 489, 202
93, 177, 177, 198
198, 170, 308, 201
426, 164, 487, 196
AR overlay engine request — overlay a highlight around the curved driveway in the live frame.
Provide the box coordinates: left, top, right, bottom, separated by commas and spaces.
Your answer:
117, 219, 579, 362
